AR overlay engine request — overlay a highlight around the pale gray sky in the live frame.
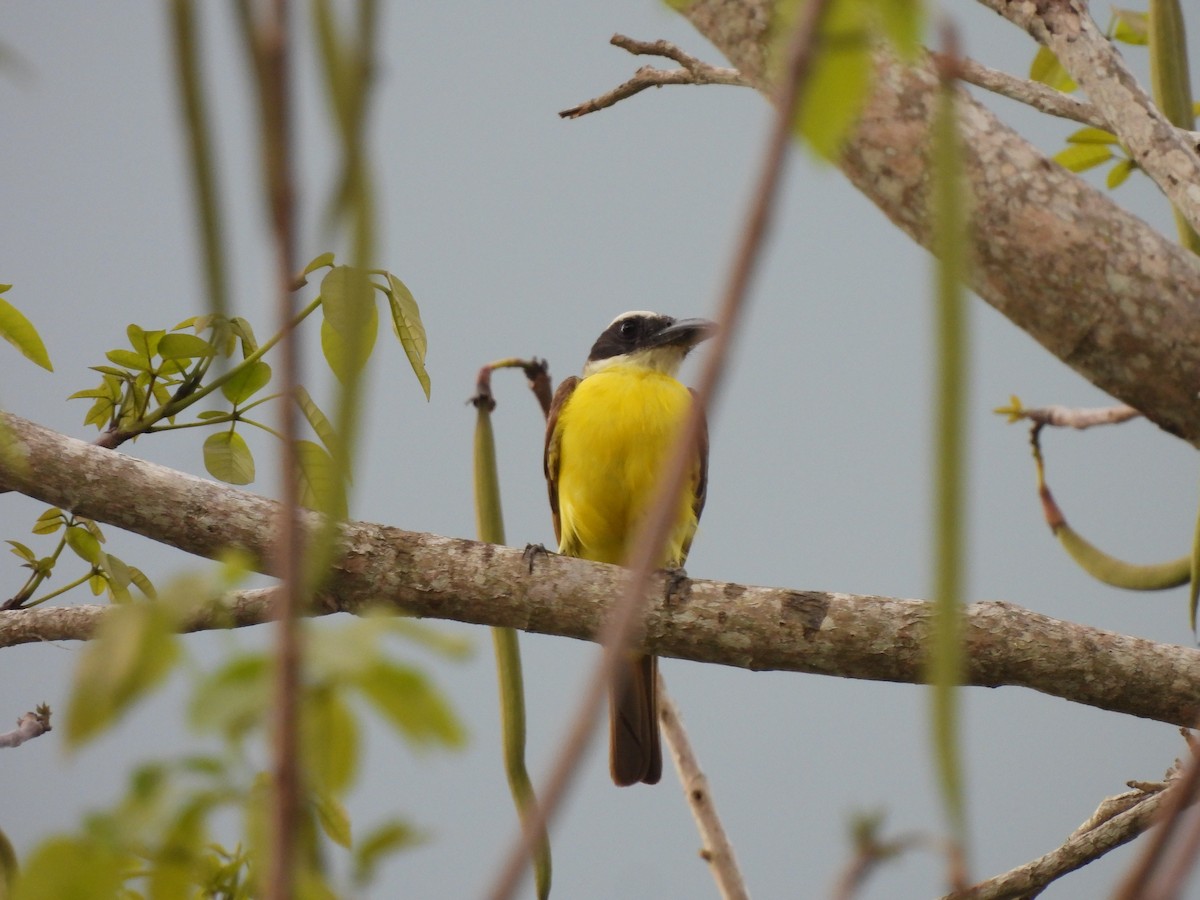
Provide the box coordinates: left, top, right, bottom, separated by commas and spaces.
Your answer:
4, 3, 1199, 898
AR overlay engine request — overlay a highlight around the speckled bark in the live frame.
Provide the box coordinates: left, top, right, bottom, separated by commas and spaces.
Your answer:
683, 1, 1200, 444
2, 412, 1198, 727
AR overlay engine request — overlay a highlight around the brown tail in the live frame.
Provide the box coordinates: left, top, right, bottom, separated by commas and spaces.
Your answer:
609, 653, 662, 786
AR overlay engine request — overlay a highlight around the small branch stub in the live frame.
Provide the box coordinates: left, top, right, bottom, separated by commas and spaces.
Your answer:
560, 34, 750, 119
0, 704, 51, 748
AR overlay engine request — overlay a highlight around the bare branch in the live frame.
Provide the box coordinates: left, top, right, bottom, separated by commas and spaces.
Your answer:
947, 777, 1177, 899
659, 678, 748, 900
1007, 404, 1142, 430
832, 815, 931, 900
941, 52, 1109, 130
676, 0, 1200, 445
560, 33, 749, 119
0, 704, 51, 748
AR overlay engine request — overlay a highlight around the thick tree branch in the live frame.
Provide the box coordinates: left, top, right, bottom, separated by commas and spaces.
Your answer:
2, 412, 1199, 729
675, 0, 1200, 445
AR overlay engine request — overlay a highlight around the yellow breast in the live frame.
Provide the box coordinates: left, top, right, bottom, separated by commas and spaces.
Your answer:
554, 365, 698, 566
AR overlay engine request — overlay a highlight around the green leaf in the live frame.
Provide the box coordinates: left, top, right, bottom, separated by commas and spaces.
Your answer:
385, 274, 431, 400
88, 365, 133, 378
296, 439, 348, 519
220, 360, 272, 405
6, 540, 35, 563
12, 836, 125, 900
872, 0, 923, 59
1029, 46, 1077, 91
1065, 127, 1119, 145
1053, 143, 1114, 173
100, 553, 133, 604
105, 348, 151, 372
157, 332, 216, 360
64, 525, 102, 565
353, 820, 426, 886
0, 295, 53, 371
355, 661, 465, 749
295, 386, 343, 465
127, 324, 164, 362
305, 688, 359, 794
1112, 8, 1149, 45
189, 653, 271, 739
230, 316, 259, 357
0, 825, 16, 896
791, 0, 874, 160
320, 315, 377, 385
320, 265, 375, 336
65, 601, 180, 746
1107, 157, 1137, 189
312, 790, 353, 850
303, 251, 336, 277
128, 566, 157, 600
203, 431, 255, 485
31, 508, 64, 535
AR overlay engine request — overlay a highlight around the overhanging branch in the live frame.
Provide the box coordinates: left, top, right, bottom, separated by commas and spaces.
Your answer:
2, 411, 1199, 728
675, 0, 1200, 445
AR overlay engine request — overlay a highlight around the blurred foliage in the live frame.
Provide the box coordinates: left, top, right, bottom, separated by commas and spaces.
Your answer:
1, 1, 452, 896
14, 588, 467, 898
0, 284, 52, 373
771, 0, 925, 160
928, 54, 969, 859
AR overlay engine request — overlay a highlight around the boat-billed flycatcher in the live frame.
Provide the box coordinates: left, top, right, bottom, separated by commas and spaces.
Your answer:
544, 311, 714, 786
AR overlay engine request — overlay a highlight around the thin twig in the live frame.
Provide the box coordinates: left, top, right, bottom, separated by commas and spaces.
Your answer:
560, 33, 749, 119
1123, 733, 1200, 898
658, 675, 747, 900
1005, 403, 1141, 430
950, 773, 1180, 899
832, 815, 930, 900
469, 358, 552, 418
940, 52, 1110, 131
487, 5, 834, 898
0, 704, 51, 748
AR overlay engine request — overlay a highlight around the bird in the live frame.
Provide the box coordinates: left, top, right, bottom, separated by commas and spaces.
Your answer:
544, 311, 714, 786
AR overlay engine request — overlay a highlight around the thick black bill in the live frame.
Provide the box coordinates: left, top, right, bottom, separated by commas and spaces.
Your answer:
647, 317, 717, 350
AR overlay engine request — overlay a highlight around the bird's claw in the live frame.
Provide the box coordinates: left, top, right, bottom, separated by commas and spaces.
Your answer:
523, 543, 550, 574
662, 565, 691, 603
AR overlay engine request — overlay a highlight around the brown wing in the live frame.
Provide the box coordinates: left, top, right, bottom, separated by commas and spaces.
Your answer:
679, 387, 709, 563
543, 375, 580, 547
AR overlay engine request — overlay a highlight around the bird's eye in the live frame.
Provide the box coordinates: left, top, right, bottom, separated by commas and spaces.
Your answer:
619, 319, 638, 338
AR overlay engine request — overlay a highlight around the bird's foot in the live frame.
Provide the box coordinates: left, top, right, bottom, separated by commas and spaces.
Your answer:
522, 543, 550, 574
661, 565, 691, 604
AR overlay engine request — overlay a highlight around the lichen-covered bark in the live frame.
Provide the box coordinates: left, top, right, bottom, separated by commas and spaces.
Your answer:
3, 411, 1198, 728
683, 0, 1200, 444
